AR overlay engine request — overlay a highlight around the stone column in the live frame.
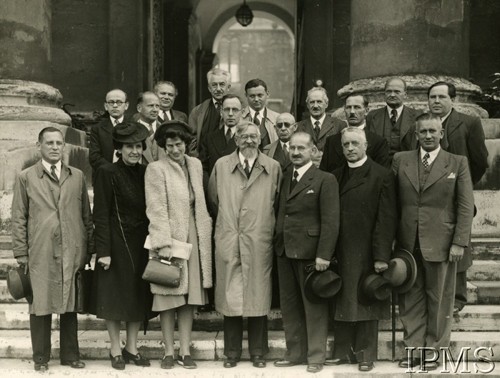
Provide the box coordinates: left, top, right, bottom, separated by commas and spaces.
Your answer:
337, 0, 500, 237
0, 0, 87, 231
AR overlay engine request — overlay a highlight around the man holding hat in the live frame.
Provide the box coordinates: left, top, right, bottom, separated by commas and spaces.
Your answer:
274, 131, 339, 373
326, 127, 397, 372
11, 127, 94, 371
393, 113, 474, 370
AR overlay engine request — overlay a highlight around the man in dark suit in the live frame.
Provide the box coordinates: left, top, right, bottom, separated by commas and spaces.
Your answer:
136, 91, 163, 163
393, 113, 474, 370
327, 127, 397, 372
296, 87, 342, 166
320, 94, 390, 173
89, 89, 129, 183
153, 81, 188, 123
263, 112, 296, 172
366, 77, 421, 161
199, 94, 240, 179
274, 132, 340, 374
189, 68, 231, 154
428, 81, 489, 314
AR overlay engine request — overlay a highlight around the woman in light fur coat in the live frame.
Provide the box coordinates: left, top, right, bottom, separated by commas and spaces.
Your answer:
144, 120, 212, 370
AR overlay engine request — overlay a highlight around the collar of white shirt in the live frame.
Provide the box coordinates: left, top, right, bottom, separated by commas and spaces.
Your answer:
110, 116, 124, 126
249, 107, 265, 120
224, 125, 235, 138
41, 159, 62, 178
420, 146, 441, 165
310, 114, 326, 128
293, 161, 313, 181
347, 155, 368, 168
386, 105, 403, 120
280, 141, 289, 150
139, 119, 157, 133
239, 151, 256, 169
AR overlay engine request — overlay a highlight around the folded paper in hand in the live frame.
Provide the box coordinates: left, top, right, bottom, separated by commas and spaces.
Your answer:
144, 236, 192, 260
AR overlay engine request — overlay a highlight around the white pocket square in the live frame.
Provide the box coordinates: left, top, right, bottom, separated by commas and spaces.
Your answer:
306, 189, 315, 194
447, 172, 456, 179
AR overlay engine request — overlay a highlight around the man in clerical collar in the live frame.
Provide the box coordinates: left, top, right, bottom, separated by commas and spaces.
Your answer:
326, 127, 397, 372
320, 94, 390, 173
428, 81, 488, 315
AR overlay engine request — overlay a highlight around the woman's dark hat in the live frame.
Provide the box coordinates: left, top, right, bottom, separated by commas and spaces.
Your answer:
304, 268, 342, 304
358, 273, 392, 305
112, 121, 150, 145
383, 249, 417, 294
154, 120, 192, 148
7, 266, 33, 304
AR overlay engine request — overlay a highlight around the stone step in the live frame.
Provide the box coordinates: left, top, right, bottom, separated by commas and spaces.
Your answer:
468, 260, 500, 281
1, 329, 500, 363
2, 303, 500, 333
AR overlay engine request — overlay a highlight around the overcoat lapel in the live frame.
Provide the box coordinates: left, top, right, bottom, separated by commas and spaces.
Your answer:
402, 151, 420, 193
318, 117, 335, 140
445, 109, 462, 139
399, 106, 412, 141
340, 162, 369, 195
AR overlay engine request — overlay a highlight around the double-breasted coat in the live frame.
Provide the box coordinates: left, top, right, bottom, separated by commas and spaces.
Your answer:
208, 151, 282, 316
11, 161, 93, 316
332, 158, 397, 321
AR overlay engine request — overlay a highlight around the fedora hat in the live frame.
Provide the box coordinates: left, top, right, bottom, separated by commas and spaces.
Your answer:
383, 249, 417, 294
304, 269, 342, 304
112, 121, 150, 145
7, 266, 32, 304
358, 273, 392, 305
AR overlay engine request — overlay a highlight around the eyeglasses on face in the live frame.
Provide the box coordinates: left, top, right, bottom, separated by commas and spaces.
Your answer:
106, 100, 126, 106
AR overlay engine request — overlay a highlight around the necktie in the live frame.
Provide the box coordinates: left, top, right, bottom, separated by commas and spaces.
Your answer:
314, 121, 320, 139
112, 118, 119, 126
166, 111, 171, 121
50, 165, 59, 183
422, 152, 430, 169
215, 101, 221, 110
253, 111, 260, 126
244, 159, 251, 178
148, 123, 154, 136
390, 109, 397, 126
290, 170, 299, 193
283, 143, 289, 159
225, 128, 232, 142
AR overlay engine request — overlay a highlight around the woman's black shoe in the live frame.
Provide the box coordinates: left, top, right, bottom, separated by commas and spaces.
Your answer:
122, 348, 150, 366
109, 354, 125, 370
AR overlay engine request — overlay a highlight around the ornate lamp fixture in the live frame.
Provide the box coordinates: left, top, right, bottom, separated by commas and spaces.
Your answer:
235, 0, 254, 27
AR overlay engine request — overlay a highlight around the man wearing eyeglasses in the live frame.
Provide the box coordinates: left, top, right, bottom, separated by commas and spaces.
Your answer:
208, 121, 282, 369
241, 79, 279, 150
89, 89, 129, 184
263, 112, 297, 172
189, 68, 231, 154
199, 94, 241, 180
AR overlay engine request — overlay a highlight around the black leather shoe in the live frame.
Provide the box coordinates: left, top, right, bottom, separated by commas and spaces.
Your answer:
274, 359, 303, 367
398, 357, 419, 368
358, 361, 374, 371
109, 354, 125, 370
324, 358, 353, 366
34, 362, 48, 372
61, 360, 85, 369
307, 363, 323, 373
223, 358, 238, 368
160, 355, 174, 369
122, 348, 150, 366
251, 355, 266, 368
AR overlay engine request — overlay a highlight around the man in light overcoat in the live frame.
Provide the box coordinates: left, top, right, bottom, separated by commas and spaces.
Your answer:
11, 127, 93, 371
208, 122, 282, 369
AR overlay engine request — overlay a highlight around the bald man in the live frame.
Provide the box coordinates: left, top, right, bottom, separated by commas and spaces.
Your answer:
89, 89, 130, 183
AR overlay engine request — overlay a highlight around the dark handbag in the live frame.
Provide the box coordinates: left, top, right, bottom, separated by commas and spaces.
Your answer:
75, 264, 94, 314
142, 254, 182, 288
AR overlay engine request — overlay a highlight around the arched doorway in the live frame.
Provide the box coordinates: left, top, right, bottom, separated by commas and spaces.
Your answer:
212, 13, 295, 114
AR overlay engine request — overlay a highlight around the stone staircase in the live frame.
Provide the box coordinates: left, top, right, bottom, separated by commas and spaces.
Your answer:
1, 235, 500, 364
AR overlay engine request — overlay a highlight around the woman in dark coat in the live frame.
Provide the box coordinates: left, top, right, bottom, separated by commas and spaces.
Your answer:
93, 121, 152, 370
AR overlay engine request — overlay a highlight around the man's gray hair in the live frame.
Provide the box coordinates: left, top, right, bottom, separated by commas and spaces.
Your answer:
341, 126, 367, 143
207, 68, 231, 84
306, 86, 329, 103
235, 121, 261, 137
